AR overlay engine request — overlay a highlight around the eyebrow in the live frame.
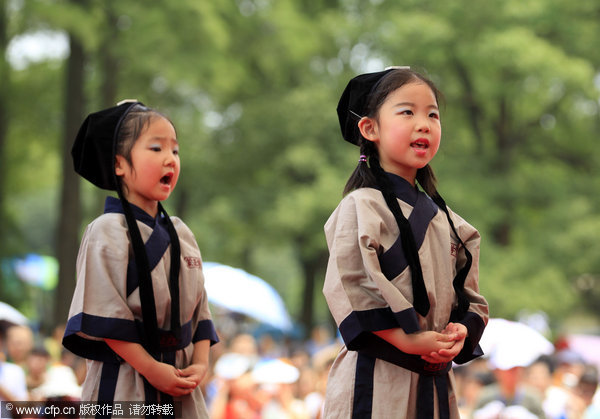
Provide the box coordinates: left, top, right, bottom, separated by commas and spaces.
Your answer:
392, 102, 439, 110
148, 136, 178, 144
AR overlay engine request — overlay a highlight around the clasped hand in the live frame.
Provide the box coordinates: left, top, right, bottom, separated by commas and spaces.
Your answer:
145, 362, 208, 397
420, 322, 467, 364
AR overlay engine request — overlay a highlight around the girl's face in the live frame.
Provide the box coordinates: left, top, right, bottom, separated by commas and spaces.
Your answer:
359, 81, 441, 184
115, 116, 180, 216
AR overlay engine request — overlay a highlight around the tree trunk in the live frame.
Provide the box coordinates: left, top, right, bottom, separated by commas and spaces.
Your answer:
53, 33, 86, 328
88, 5, 120, 214
491, 95, 512, 247
452, 59, 484, 155
299, 248, 328, 335
99, 6, 118, 108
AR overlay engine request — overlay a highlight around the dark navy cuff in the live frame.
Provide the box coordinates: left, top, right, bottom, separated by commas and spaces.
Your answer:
339, 307, 420, 351
454, 311, 486, 364
193, 319, 219, 346
63, 312, 141, 362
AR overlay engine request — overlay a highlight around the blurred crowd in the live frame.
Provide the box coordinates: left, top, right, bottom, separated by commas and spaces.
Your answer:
0, 320, 599, 419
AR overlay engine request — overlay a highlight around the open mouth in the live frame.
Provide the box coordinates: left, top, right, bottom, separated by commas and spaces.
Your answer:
160, 173, 173, 185
410, 140, 429, 149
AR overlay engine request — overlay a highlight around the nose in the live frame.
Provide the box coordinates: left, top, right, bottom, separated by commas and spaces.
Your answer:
416, 115, 430, 133
164, 150, 177, 166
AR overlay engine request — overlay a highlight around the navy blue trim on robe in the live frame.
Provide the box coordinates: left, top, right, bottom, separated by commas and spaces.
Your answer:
104, 197, 172, 297
96, 362, 120, 419
127, 219, 171, 297
125, 220, 171, 296
453, 311, 486, 364
353, 333, 451, 377
417, 374, 450, 419
348, 332, 452, 419
63, 313, 201, 362
104, 196, 155, 227
352, 353, 376, 419
193, 319, 219, 344
339, 307, 420, 351
378, 174, 439, 281
356, 334, 452, 419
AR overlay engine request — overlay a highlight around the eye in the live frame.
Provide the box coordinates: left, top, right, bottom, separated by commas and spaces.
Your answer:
150, 145, 162, 152
429, 111, 440, 119
397, 108, 413, 116
172, 148, 179, 155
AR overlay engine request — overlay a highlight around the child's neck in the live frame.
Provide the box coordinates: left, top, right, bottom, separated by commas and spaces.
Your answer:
124, 196, 159, 218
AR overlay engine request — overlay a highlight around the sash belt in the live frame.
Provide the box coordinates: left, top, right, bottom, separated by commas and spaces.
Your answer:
401, 358, 451, 419
359, 341, 452, 419
416, 373, 450, 419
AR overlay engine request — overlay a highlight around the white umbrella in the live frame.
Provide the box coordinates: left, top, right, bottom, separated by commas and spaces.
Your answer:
480, 318, 554, 370
251, 358, 300, 384
0, 301, 28, 331
203, 262, 293, 332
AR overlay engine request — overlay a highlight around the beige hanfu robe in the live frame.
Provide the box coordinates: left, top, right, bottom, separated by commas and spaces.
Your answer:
63, 197, 218, 418
322, 174, 488, 419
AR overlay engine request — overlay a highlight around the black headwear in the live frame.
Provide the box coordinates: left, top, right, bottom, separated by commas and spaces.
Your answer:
337, 67, 408, 144
72, 100, 140, 191
71, 100, 181, 356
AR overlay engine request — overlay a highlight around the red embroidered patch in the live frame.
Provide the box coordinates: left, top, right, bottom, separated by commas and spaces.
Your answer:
184, 256, 202, 269
423, 361, 448, 372
160, 333, 178, 348
450, 243, 458, 257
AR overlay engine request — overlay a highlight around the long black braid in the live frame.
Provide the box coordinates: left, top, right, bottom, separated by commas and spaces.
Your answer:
414, 167, 472, 318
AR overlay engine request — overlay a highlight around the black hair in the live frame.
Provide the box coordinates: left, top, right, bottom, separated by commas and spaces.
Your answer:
115, 104, 174, 185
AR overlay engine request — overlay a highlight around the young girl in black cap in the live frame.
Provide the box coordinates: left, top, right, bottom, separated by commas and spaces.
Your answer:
63, 101, 218, 418
322, 67, 489, 418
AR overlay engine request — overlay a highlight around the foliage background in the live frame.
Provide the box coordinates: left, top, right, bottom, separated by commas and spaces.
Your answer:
1, 0, 599, 338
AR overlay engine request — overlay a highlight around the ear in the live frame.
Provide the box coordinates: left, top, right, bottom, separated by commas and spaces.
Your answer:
114, 155, 127, 177
358, 117, 379, 142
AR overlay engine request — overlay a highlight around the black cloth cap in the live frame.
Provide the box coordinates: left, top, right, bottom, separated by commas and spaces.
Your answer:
72, 101, 143, 190
336, 69, 396, 145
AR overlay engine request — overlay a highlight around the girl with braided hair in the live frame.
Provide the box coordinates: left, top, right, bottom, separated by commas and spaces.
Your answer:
322, 68, 488, 418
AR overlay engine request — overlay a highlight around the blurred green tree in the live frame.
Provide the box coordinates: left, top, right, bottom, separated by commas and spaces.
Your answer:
1, 0, 598, 334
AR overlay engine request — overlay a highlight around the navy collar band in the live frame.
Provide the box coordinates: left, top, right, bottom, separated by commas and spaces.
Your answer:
385, 172, 419, 206
104, 196, 157, 228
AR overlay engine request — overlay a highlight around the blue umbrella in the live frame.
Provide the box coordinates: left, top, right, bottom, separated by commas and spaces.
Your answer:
203, 262, 293, 332
14, 253, 58, 290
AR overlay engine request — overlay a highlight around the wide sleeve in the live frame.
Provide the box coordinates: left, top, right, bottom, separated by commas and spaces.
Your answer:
448, 209, 489, 364
63, 216, 142, 362
172, 218, 219, 346
323, 191, 421, 352
190, 277, 219, 346
188, 260, 218, 345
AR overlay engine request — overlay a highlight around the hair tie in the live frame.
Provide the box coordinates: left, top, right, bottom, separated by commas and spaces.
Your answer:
358, 155, 367, 163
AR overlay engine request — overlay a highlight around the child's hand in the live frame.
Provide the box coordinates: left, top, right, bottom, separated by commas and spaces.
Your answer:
441, 322, 467, 340
374, 328, 457, 356
144, 361, 197, 397
399, 330, 458, 355
421, 322, 467, 364
178, 363, 209, 388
